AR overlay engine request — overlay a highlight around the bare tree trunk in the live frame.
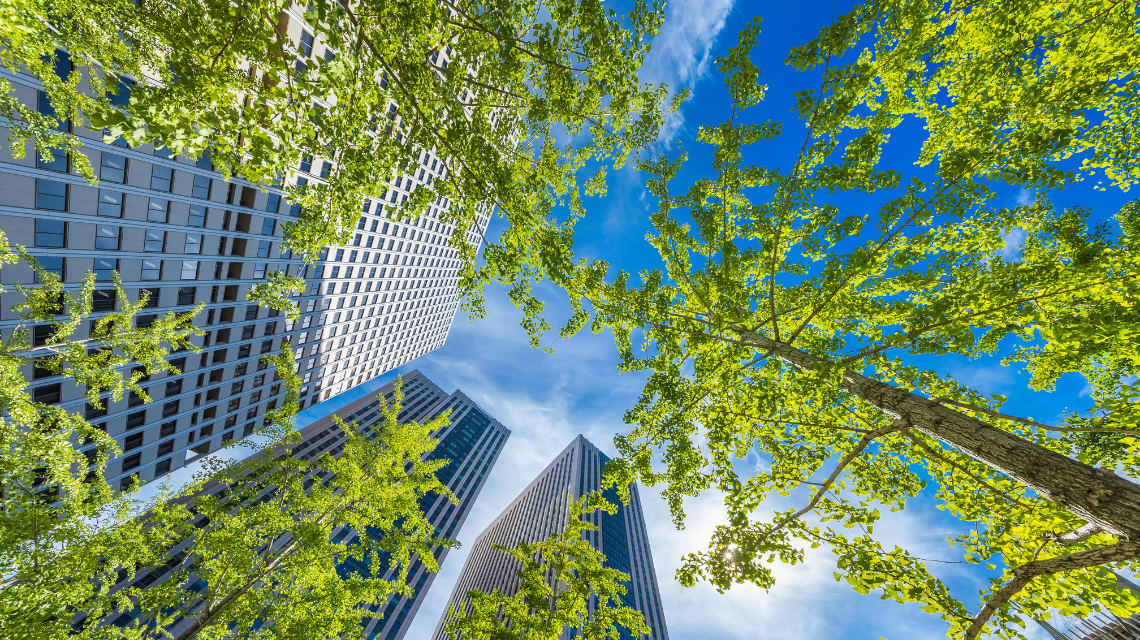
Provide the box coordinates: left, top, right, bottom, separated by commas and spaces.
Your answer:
735, 329, 1140, 540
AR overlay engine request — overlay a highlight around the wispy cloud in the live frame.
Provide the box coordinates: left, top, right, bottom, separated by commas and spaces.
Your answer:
640, 0, 737, 143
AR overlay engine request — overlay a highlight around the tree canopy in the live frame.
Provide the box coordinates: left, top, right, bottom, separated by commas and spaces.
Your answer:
529, 2, 1140, 638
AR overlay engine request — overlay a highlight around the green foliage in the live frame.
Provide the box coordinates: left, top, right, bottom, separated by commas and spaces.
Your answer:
1, 0, 672, 321
442, 493, 651, 640
539, 5, 1140, 639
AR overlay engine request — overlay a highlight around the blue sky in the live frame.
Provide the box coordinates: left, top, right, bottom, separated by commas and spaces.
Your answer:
297, 2, 1136, 639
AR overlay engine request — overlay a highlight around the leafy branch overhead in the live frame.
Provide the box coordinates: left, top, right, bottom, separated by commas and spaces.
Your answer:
529, 3, 1140, 639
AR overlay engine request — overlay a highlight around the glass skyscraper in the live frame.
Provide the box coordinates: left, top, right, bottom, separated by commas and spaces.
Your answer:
432, 435, 669, 640
324, 370, 511, 640
111, 369, 509, 639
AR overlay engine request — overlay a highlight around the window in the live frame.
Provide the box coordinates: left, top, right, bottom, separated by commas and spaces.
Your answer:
32, 383, 61, 405
126, 410, 146, 429
141, 259, 162, 281
180, 261, 199, 280
321, 161, 332, 178
177, 286, 196, 305
144, 229, 165, 252
192, 174, 211, 199
257, 240, 271, 257
137, 314, 157, 328
139, 288, 160, 308
148, 198, 169, 222
266, 194, 280, 213
151, 165, 173, 191
34, 256, 64, 282
253, 263, 266, 279
95, 225, 120, 250
160, 421, 177, 438
91, 289, 116, 312
37, 147, 67, 172
261, 218, 276, 236
188, 204, 207, 227
37, 90, 67, 132
109, 77, 132, 108
98, 189, 123, 217
124, 433, 144, 451
299, 30, 314, 57
35, 179, 68, 211
154, 459, 172, 476
227, 398, 241, 413
185, 234, 202, 254
121, 453, 141, 472
244, 305, 259, 321
299, 155, 312, 173
35, 219, 66, 247
162, 400, 180, 417
196, 151, 213, 172
100, 153, 127, 183
94, 258, 118, 281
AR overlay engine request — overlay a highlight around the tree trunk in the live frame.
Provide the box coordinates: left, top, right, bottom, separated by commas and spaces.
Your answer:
735, 329, 1140, 540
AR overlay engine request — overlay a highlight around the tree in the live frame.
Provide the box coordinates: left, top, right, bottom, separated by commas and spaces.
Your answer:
3, 367, 463, 640
442, 493, 651, 640
542, 4, 1140, 638
1, 0, 674, 317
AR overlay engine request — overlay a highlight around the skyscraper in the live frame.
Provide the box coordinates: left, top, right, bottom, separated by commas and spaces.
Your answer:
0, 2, 487, 490
111, 369, 509, 639
432, 435, 669, 640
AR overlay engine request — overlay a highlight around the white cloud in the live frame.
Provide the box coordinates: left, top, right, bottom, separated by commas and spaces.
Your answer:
640, 0, 737, 143
999, 226, 1027, 261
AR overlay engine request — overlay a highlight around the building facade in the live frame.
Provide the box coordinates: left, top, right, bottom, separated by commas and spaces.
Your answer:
0, 3, 487, 490
108, 369, 509, 639
432, 435, 669, 640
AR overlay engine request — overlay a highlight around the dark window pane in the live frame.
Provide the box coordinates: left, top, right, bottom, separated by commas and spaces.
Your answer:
35, 218, 66, 247
266, 194, 280, 213
147, 199, 169, 223
126, 411, 147, 429
177, 286, 196, 305
151, 166, 173, 191
95, 225, 120, 250
141, 259, 161, 281
36, 148, 68, 172
34, 256, 64, 282
98, 189, 123, 217
92, 289, 116, 311
32, 383, 61, 404
121, 453, 141, 471
160, 421, 177, 437
93, 258, 118, 281
124, 433, 143, 451
188, 204, 207, 227
144, 229, 165, 252
136, 314, 157, 328
100, 153, 127, 183
139, 288, 160, 308
192, 174, 211, 199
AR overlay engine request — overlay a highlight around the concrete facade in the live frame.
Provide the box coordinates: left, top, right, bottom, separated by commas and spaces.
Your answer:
1, 3, 487, 489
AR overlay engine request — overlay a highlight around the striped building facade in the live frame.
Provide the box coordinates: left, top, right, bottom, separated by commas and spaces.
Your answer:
432, 435, 669, 640
1, 2, 488, 491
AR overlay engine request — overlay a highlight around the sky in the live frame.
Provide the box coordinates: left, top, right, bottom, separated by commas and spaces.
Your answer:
292, 2, 1136, 639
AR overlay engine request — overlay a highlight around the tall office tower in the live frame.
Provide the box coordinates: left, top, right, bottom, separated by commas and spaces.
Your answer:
433, 435, 669, 640
117, 369, 509, 638
0, 3, 488, 490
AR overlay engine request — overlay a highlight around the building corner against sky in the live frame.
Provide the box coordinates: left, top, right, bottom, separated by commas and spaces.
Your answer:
432, 435, 670, 640
116, 369, 510, 638
0, 0, 490, 491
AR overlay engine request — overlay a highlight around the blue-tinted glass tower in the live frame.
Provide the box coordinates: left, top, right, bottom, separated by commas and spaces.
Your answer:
432, 435, 669, 640
290, 369, 510, 640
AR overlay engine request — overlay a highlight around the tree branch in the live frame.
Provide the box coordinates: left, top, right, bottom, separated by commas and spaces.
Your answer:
966, 541, 1140, 640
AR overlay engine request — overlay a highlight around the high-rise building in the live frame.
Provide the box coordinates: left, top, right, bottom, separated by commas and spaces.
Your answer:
0, 3, 488, 490
432, 435, 669, 640
110, 369, 509, 639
